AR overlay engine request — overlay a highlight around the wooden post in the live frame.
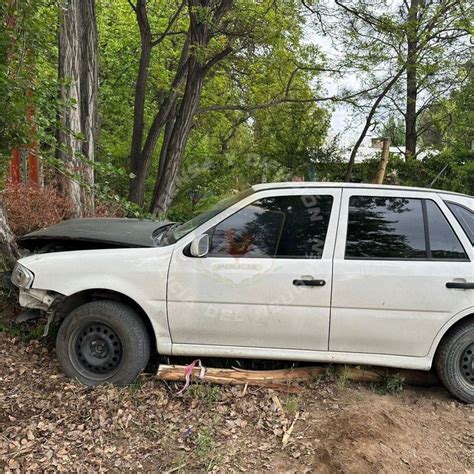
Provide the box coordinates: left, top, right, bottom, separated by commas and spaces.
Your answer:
373, 137, 391, 184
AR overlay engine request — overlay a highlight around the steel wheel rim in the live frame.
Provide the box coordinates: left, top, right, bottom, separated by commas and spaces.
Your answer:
70, 322, 123, 380
459, 343, 474, 386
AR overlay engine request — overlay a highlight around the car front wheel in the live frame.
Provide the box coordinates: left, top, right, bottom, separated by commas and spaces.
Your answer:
56, 300, 151, 386
436, 319, 474, 404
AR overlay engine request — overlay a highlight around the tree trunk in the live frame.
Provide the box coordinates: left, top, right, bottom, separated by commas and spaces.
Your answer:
0, 203, 19, 264
129, 92, 180, 205
149, 64, 205, 214
128, 0, 152, 205
128, 32, 190, 206
148, 0, 233, 214
128, 1, 232, 212
157, 364, 439, 390
58, 0, 98, 217
405, 0, 419, 160
373, 137, 391, 184
150, 100, 178, 210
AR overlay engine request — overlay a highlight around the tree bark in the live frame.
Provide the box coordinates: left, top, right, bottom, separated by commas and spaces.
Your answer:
128, 32, 190, 206
149, 64, 205, 214
128, 0, 152, 205
58, 0, 98, 217
0, 203, 20, 264
373, 137, 391, 184
128, 0, 233, 213
148, 0, 233, 214
157, 364, 439, 390
405, 0, 419, 160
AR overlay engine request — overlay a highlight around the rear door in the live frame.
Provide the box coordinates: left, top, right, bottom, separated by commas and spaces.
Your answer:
330, 188, 473, 357
167, 187, 341, 351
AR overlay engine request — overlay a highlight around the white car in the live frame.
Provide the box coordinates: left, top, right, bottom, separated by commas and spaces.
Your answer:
12, 183, 474, 402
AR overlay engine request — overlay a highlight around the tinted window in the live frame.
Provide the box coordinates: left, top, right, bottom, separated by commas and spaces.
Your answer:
446, 202, 474, 245
346, 196, 426, 259
426, 201, 467, 260
209, 195, 333, 258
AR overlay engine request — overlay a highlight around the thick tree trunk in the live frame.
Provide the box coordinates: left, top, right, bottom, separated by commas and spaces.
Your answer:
148, 0, 233, 214
128, 32, 190, 206
0, 203, 19, 264
128, 1, 232, 212
128, 0, 152, 205
129, 92, 180, 205
405, 0, 419, 160
58, 0, 98, 217
149, 65, 205, 214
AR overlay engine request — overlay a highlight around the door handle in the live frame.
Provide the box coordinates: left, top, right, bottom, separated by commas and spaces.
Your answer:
446, 281, 474, 289
293, 279, 326, 287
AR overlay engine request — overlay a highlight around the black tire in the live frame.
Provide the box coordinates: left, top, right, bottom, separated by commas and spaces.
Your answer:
435, 320, 474, 404
56, 300, 151, 386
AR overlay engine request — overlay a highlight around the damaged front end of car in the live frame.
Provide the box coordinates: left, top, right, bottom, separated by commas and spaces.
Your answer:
10, 262, 65, 334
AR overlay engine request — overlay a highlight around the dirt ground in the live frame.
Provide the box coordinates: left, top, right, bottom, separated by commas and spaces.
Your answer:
0, 331, 473, 473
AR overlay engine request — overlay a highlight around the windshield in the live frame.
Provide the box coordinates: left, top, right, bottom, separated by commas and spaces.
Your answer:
163, 188, 254, 245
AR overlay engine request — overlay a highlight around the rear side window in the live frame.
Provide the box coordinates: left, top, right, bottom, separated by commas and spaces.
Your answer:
425, 201, 467, 259
209, 194, 334, 258
345, 196, 426, 259
446, 202, 474, 245
345, 196, 468, 260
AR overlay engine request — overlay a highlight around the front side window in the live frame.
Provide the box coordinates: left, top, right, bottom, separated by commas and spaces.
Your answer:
208, 195, 334, 258
346, 196, 426, 259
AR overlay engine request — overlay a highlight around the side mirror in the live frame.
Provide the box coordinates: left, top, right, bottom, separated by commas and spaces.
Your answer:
190, 234, 209, 257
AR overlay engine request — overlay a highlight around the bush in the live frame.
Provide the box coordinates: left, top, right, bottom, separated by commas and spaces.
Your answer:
2, 183, 73, 236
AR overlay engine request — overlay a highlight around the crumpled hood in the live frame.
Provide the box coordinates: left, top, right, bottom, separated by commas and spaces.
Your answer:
18, 218, 173, 250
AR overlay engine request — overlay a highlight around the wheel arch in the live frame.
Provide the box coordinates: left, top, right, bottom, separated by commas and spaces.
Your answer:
431, 309, 474, 361
54, 288, 157, 355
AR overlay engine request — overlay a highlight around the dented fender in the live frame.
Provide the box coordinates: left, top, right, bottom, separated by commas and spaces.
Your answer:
19, 288, 65, 312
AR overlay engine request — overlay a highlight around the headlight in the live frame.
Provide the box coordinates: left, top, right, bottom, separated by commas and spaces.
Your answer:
11, 263, 35, 289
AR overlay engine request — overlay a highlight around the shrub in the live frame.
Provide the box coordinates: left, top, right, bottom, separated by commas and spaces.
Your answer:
2, 183, 73, 236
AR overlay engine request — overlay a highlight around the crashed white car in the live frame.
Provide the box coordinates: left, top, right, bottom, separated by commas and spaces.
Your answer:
12, 183, 474, 402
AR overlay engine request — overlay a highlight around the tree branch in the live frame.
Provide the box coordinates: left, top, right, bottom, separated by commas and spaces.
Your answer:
203, 45, 233, 73
151, 0, 186, 47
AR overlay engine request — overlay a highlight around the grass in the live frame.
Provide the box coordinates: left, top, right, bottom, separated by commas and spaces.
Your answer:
195, 427, 216, 456
282, 394, 300, 414
370, 374, 405, 395
0, 320, 45, 341
336, 365, 352, 389
130, 375, 145, 397
186, 383, 221, 405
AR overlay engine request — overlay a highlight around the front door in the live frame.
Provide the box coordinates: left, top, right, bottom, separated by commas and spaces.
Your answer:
330, 188, 473, 357
167, 188, 341, 351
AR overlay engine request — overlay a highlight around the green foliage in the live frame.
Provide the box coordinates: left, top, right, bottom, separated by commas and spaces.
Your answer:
2, 0, 471, 223
370, 374, 404, 395
186, 383, 222, 406
0, 1, 59, 168
97, 0, 331, 217
282, 395, 300, 414
378, 116, 405, 147
194, 426, 216, 457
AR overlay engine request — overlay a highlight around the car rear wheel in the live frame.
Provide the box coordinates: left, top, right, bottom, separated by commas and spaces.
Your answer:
435, 320, 474, 404
56, 300, 150, 386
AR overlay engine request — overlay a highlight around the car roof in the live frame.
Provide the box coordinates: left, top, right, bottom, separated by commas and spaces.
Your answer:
251, 182, 472, 199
